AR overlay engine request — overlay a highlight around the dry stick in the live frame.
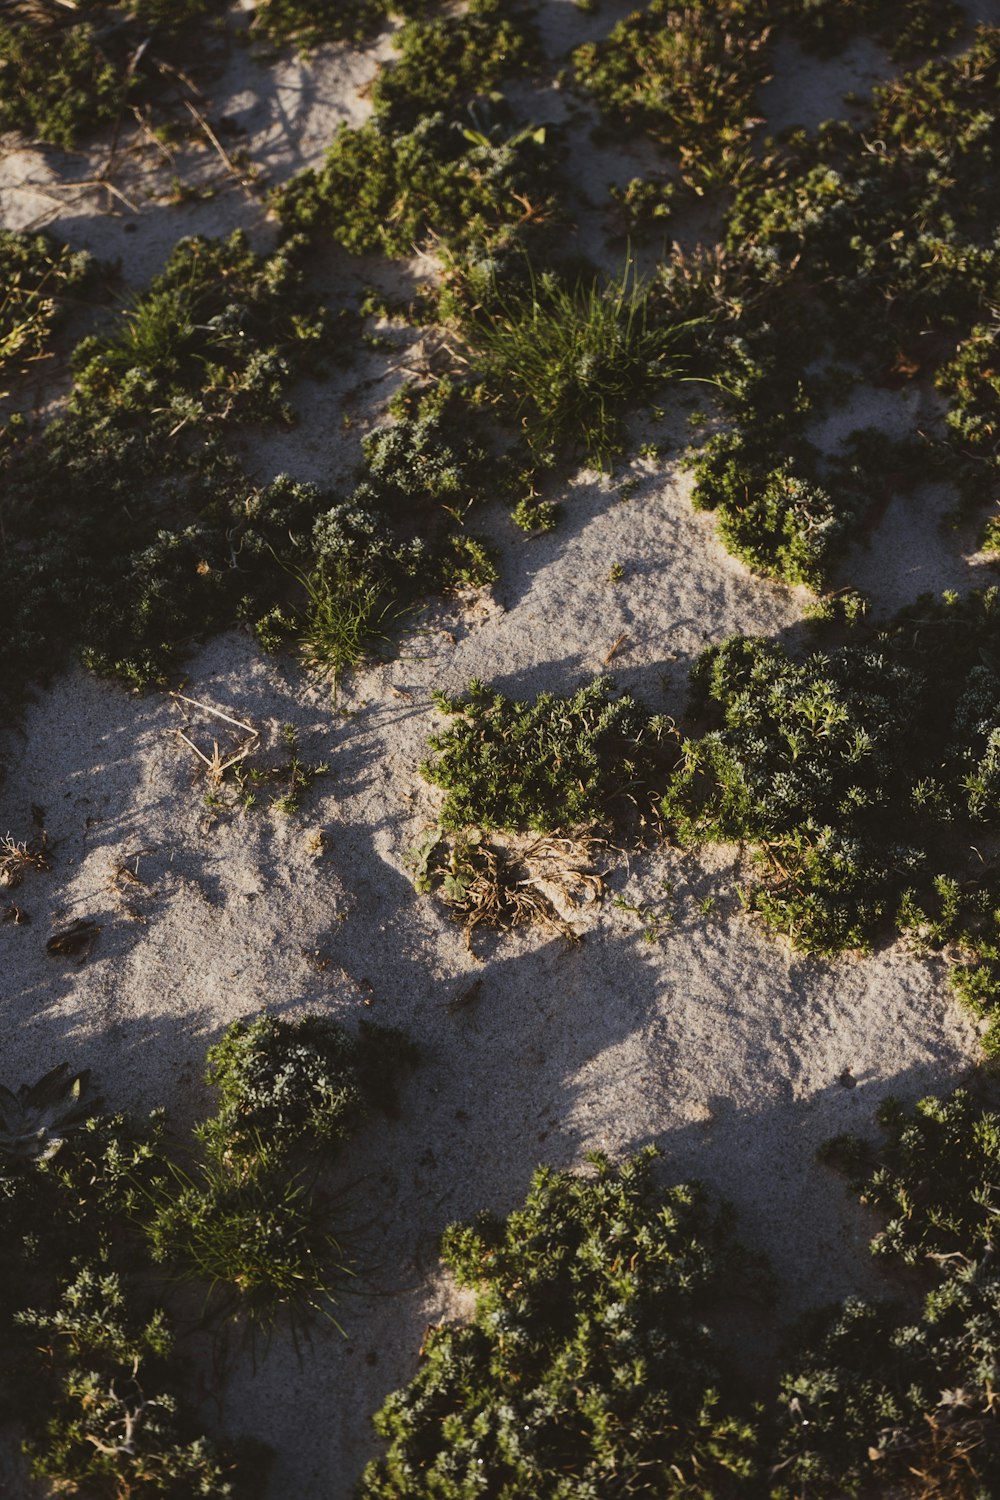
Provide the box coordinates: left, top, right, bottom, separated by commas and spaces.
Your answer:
170, 692, 257, 736
183, 99, 256, 198
100, 36, 151, 188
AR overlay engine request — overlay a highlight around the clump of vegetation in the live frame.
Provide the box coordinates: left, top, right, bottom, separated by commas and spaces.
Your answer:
274, 106, 557, 262
0, 231, 94, 377
274, 0, 553, 263
822, 1089, 1000, 1271
199, 1013, 418, 1163
465, 258, 697, 470
361, 1149, 763, 1498
784, 0, 964, 60
659, 588, 1000, 1046
0, 0, 223, 147
661, 633, 923, 952
142, 1150, 347, 1329
250, 0, 395, 51
573, 0, 773, 193
0, 231, 334, 698
370, 0, 538, 134
18, 1267, 248, 1499
294, 381, 498, 682
69, 229, 328, 427
727, 32, 1000, 366
422, 675, 675, 834
0, 1017, 417, 1485
774, 1086, 1000, 1498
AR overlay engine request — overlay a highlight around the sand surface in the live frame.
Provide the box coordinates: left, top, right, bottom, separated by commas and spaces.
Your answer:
1, 4, 998, 1495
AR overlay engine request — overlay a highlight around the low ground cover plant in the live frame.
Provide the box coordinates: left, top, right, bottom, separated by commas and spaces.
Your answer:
370, 0, 538, 135
774, 1086, 1000, 1498
419, 586, 1000, 1047
0, 230, 94, 378
0, 0, 227, 146
660, 587, 1000, 1045
249, 0, 406, 51
199, 1012, 418, 1163
364, 1088, 1000, 1499
273, 0, 554, 264
361, 1148, 764, 1498
274, 106, 558, 263
422, 675, 675, 834
463, 257, 698, 471
0, 230, 333, 698
783, 0, 964, 59
573, 0, 773, 194
0, 1015, 415, 1490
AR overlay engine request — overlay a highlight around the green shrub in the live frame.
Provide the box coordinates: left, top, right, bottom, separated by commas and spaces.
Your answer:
0, 232, 334, 698
200, 1014, 418, 1164
361, 1149, 763, 1498
143, 1152, 348, 1329
0, 17, 123, 146
274, 107, 557, 261
250, 0, 393, 50
775, 1087, 1000, 1498
574, 0, 772, 192
0, 231, 94, 374
371, 0, 538, 133
0, 1, 222, 146
774, 1272, 1000, 1499
69, 229, 328, 428
658, 591, 1000, 997
823, 1089, 1000, 1271
784, 0, 964, 59
422, 675, 676, 834
18, 1267, 248, 1499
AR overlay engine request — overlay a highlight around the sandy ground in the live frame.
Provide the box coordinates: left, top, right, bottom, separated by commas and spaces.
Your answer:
2, 3, 999, 1496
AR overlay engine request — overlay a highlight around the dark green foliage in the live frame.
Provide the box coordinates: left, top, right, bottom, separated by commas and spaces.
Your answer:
661, 634, 924, 952
361, 1149, 762, 1499
727, 32, 1000, 364
274, 0, 551, 261
274, 107, 557, 261
142, 1153, 348, 1329
0, 15, 123, 146
371, 0, 538, 134
422, 675, 676, 834
69, 229, 327, 427
199, 1013, 418, 1163
659, 591, 1000, 1029
0, 232, 334, 697
0, 231, 94, 374
357, 378, 501, 517
0, 1020, 416, 1483
784, 0, 964, 60
828, 1090, 1000, 1271
19, 1268, 245, 1499
775, 1088, 1000, 1498
937, 323, 1000, 512
0, 0, 223, 147
573, 0, 772, 192
465, 258, 696, 470
662, 26, 1000, 584
249, 0, 394, 51
774, 1273, 1000, 1499
296, 381, 499, 680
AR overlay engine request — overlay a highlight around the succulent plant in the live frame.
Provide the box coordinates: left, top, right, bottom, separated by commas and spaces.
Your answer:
0, 1063, 98, 1168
